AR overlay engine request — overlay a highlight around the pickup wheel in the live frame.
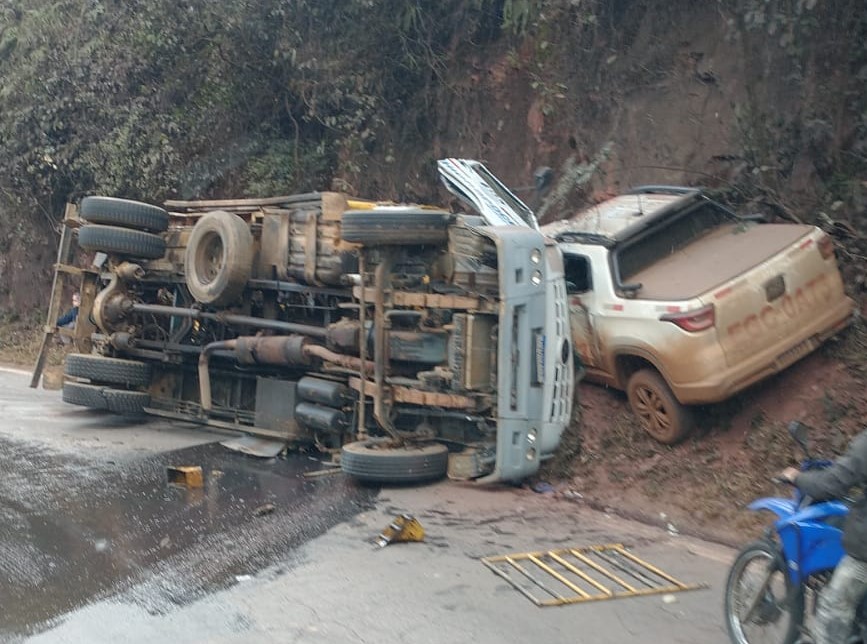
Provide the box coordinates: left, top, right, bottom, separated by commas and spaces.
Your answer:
64, 354, 152, 388
184, 210, 253, 306
626, 369, 695, 444
78, 224, 167, 259
341, 209, 451, 246
80, 196, 169, 233
341, 438, 448, 484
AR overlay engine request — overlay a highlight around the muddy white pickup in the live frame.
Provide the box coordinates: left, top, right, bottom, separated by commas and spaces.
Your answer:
543, 187, 856, 444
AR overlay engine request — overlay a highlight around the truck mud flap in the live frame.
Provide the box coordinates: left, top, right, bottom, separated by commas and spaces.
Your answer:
481, 543, 706, 607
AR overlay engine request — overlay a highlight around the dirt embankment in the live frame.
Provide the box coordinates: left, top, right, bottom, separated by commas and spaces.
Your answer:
540, 323, 867, 547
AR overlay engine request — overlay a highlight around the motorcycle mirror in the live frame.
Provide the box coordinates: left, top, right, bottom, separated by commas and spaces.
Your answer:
787, 420, 811, 456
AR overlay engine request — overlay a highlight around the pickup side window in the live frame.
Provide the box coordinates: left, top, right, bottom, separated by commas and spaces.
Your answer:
615, 201, 733, 283
563, 254, 592, 294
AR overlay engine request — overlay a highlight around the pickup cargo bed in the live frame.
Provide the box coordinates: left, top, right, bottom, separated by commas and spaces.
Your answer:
628, 223, 811, 300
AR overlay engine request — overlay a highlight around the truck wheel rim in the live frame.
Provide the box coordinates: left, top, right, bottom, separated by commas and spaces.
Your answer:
196, 231, 224, 285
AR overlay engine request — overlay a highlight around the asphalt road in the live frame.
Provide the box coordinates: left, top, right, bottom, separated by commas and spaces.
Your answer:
0, 366, 737, 643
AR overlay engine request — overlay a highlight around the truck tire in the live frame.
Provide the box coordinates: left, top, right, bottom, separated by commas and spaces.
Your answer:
341, 438, 448, 484
103, 388, 150, 415
62, 382, 108, 410
341, 209, 451, 246
80, 196, 169, 233
78, 224, 167, 259
64, 354, 152, 388
184, 210, 253, 306
626, 368, 695, 444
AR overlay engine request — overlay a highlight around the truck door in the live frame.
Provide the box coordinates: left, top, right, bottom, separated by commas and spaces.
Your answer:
563, 252, 601, 370
436, 158, 539, 229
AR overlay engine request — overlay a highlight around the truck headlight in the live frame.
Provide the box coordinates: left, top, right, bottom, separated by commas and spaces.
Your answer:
530, 248, 542, 264
531, 270, 543, 286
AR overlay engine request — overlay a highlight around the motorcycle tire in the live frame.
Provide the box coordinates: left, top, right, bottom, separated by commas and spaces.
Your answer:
724, 539, 804, 644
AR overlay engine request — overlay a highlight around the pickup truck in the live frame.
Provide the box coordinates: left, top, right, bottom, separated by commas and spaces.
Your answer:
543, 186, 856, 444
40, 160, 574, 485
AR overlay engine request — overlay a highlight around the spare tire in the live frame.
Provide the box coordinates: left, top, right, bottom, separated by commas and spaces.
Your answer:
80, 196, 169, 233
78, 224, 166, 259
184, 210, 253, 306
341, 438, 448, 484
341, 209, 451, 246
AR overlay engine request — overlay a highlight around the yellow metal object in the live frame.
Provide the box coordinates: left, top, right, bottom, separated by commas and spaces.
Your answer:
481, 543, 706, 607
166, 465, 204, 488
375, 514, 425, 548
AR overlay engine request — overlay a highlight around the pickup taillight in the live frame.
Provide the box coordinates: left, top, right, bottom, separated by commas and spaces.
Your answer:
818, 234, 835, 260
660, 304, 715, 332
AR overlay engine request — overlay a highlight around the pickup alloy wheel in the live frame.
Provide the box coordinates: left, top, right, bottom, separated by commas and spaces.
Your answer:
626, 369, 695, 444
340, 438, 449, 484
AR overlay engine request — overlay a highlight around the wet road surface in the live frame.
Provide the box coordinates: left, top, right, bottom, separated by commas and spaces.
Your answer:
1, 367, 735, 643
0, 424, 375, 639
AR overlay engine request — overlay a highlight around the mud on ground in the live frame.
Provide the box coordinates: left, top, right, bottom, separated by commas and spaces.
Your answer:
541, 320, 867, 547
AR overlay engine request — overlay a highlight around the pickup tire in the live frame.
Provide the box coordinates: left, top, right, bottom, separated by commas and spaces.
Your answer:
341, 209, 451, 246
341, 438, 448, 484
184, 211, 253, 306
626, 369, 695, 444
78, 224, 167, 259
62, 382, 108, 410
64, 354, 152, 388
80, 196, 169, 233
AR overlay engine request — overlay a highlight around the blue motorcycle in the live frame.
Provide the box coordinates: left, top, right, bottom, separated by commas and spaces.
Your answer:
724, 421, 867, 644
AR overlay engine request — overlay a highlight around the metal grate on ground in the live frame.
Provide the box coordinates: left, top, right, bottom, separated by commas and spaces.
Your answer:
481, 543, 707, 607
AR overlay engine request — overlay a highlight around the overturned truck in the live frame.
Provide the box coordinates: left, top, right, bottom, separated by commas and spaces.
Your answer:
39, 160, 574, 484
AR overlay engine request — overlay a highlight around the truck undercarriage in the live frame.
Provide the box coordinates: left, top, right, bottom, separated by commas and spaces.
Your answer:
35, 161, 574, 485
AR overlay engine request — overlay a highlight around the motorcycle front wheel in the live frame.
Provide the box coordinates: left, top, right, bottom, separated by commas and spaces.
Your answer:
724, 539, 805, 644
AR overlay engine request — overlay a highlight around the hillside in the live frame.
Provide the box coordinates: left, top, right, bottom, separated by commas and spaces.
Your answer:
0, 0, 865, 542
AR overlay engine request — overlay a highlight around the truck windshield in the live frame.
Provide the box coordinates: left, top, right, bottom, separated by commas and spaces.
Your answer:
615, 201, 734, 283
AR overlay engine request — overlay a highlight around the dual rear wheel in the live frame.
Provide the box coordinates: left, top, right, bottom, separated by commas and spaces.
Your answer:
62, 354, 151, 415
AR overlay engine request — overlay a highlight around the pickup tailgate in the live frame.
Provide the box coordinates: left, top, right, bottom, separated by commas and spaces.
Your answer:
709, 224, 851, 367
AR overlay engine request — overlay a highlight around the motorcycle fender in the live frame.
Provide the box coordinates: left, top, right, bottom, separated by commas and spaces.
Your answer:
747, 497, 798, 520
788, 500, 849, 523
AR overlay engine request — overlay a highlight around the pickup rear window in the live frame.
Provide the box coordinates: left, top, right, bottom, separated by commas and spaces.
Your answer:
615, 200, 734, 284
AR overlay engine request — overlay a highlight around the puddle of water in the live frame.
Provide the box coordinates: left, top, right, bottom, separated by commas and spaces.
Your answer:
0, 442, 375, 637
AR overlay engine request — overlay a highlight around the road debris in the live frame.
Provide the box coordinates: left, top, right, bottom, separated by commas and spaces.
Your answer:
375, 514, 425, 548
481, 543, 707, 607
166, 465, 203, 488
253, 503, 276, 517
